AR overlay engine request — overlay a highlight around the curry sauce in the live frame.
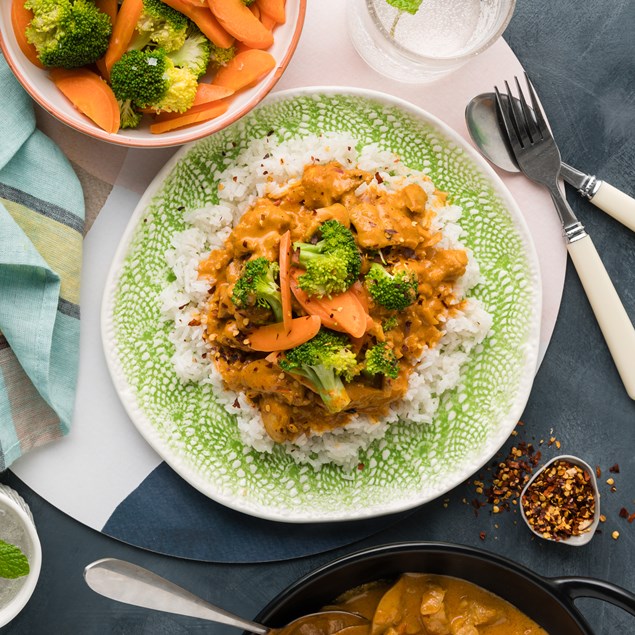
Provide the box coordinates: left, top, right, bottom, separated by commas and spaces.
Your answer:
318, 573, 549, 635
198, 161, 468, 443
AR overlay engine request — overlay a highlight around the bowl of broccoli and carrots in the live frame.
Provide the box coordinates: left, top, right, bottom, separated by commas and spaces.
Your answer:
1, 0, 306, 147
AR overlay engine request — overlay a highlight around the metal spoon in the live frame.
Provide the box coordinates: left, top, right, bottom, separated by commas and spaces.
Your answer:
465, 92, 635, 232
84, 558, 369, 634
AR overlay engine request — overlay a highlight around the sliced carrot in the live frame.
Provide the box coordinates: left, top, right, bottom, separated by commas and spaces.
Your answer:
161, 0, 234, 48
212, 49, 276, 92
95, 0, 118, 26
207, 0, 273, 49
50, 68, 120, 134
103, 0, 143, 75
349, 281, 370, 312
249, 2, 261, 19
289, 269, 368, 339
257, 0, 285, 24
248, 315, 321, 352
279, 230, 293, 333
11, 0, 44, 69
259, 11, 277, 32
149, 99, 230, 133
191, 82, 234, 106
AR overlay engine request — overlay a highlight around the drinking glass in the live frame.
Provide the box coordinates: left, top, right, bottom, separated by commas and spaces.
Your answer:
347, 0, 516, 83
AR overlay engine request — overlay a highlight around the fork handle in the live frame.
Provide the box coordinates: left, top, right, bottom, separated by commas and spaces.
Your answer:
590, 182, 635, 233
567, 235, 635, 399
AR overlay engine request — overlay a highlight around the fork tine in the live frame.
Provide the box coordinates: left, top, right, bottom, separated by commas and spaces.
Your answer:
523, 72, 549, 136
505, 80, 532, 148
494, 85, 524, 154
515, 76, 540, 142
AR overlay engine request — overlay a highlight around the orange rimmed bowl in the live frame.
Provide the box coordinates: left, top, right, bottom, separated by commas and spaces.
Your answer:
0, 1, 306, 148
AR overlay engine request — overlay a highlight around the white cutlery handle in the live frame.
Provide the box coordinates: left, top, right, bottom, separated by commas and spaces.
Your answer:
591, 182, 635, 232
567, 235, 635, 399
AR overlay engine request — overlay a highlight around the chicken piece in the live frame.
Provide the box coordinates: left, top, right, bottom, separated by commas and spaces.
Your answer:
301, 162, 367, 208
315, 203, 351, 228
449, 619, 478, 635
259, 396, 297, 442
420, 586, 446, 615
466, 601, 499, 626
235, 359, 308, 405
227, 198, 296, 260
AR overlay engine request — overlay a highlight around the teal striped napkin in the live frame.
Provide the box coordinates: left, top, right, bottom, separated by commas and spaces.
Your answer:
0, 55, 84, 471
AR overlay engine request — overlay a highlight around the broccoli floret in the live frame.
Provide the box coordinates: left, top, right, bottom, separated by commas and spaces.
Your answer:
110, 49, 198, 113
280, 330, 358, 413
25, 0, 111, 69
364, 342, 399, 380
130, 0, 189, 52
209, 42, 236, 68
382, 316, 398, 331
167, 24, 212, 78
364, 263, 418, 311
294, 220, 362, 298
118, 99, 143, 129
232, 257, 283, 322
241, 0, 257, 5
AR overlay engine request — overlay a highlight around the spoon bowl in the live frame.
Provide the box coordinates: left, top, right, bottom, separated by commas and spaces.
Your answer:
465, 92, 520, 173
84, 558, 368, 634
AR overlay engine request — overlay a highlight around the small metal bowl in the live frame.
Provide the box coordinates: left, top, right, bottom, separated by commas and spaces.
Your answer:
519, 454, 600, 546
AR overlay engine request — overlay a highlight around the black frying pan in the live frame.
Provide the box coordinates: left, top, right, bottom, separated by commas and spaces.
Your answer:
252, 542, 635, 635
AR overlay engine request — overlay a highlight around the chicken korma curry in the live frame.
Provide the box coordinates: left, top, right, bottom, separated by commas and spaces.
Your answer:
197, 161, 469, 443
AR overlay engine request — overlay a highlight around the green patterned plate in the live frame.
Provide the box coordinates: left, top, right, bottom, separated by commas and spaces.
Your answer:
102, 88, 541, 522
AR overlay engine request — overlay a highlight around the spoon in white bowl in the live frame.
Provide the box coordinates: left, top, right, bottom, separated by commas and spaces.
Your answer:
84, 558, 369, 634
465, 92, 635, 232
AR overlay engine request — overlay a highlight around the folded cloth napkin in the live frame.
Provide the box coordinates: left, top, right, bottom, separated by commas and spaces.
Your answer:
0, 55, 84, 471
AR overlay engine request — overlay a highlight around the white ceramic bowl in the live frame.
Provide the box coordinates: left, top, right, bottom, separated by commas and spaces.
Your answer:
0, 484, 42, 627
0, 1, 306, 148
519, 455, 601, 547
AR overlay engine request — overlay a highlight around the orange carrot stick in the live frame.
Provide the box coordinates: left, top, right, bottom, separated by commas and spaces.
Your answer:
161, 0, 234, 48
95, 0, 118, 26
11, 0, 44, 68
289, 270, 367, 339
249, 2, 261, 19
279, 230, 293, 332
257, 0, 285, 24
191, 83, 234, 106
259, 11, 277, 32
248, 315, 321, 352
103, 0, 143, 75
212, 49, 276, 92
50, 68, 120, 134
149, 99, 230, 134
207, 0, 273, 49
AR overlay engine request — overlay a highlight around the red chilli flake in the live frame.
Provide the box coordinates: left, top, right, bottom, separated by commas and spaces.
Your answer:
521, 460, 596, 541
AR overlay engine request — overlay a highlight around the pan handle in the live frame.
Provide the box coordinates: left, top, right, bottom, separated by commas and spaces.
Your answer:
550, 577, 635, 618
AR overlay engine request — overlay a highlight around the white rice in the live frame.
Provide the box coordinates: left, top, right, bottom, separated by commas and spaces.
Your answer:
161, 132, 492, 470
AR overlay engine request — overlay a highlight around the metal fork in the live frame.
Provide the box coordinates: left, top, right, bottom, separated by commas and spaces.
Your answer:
495, 75, 635, 399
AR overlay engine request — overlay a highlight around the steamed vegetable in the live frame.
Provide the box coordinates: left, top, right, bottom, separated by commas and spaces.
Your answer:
232, 257, 284, 323
248, 315, 321, 352
279, 330, 359, 413
110, 48, 198, 113
25, 0, 112, 68
130, 0, 189, 51
364, 263, 418, 311
294, 220, 362, 298
364, 342, 399, 379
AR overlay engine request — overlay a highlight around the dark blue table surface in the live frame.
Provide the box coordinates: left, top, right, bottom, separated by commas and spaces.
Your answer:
2, 1, 634, 633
